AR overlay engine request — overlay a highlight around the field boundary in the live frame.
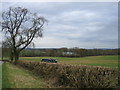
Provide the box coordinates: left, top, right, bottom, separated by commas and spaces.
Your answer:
16, 60, 119, 88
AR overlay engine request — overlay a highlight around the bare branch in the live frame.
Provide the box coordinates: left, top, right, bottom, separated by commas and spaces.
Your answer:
2, 7, 47, 61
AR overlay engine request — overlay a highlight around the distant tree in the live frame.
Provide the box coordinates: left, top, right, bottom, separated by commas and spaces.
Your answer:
1, 7, 47, 63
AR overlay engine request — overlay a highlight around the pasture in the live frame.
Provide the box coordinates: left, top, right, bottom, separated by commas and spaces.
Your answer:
19, 55, 119, 68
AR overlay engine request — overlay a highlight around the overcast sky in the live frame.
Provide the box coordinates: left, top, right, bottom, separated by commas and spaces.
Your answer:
1, 2, 118, 49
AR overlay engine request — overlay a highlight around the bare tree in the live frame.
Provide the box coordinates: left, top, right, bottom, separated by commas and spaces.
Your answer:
1, 7, 47, 63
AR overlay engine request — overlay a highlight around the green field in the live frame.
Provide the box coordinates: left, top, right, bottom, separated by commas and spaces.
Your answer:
20, 55, 119, 68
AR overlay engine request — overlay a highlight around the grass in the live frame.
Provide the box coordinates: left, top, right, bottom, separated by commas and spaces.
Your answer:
0, 62, 2, 89
2, 62, 53, 88
2, 63, 11, 88
19, 55, 119, 68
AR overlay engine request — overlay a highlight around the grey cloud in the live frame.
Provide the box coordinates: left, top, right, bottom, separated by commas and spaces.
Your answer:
2, 2, 118, 48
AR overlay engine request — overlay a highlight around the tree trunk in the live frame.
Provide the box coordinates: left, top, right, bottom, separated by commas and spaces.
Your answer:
10, 51, 14, 63
14, 50, 19, 64
10, 55, 14, 63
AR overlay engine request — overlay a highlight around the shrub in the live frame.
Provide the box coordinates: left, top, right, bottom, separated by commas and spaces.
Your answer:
16, 60, 119, 88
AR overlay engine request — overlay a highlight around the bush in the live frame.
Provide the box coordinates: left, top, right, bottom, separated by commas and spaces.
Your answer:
16, 60, 119, 88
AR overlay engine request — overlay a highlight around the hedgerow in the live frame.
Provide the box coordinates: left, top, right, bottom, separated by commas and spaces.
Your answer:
16, 60, 119, 88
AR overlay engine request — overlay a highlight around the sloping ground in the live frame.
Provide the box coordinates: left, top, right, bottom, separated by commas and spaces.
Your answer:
2, 63, 53, 88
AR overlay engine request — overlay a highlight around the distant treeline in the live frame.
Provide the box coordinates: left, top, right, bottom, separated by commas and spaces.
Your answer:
18, 48, 119, 57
